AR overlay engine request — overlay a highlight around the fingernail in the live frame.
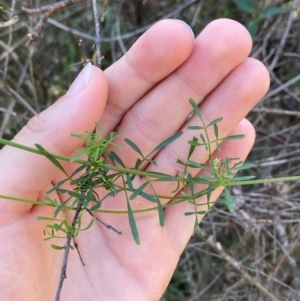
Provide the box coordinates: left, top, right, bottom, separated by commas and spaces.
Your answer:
66, 62, 93, 96
178, 20, 195, 39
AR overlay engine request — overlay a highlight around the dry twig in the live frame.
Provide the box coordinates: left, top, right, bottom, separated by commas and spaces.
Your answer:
195, 227, 281, 301
21, 0, 87, 42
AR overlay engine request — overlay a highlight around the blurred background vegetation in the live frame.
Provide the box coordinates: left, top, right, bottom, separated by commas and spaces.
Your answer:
1, 0, 300, 300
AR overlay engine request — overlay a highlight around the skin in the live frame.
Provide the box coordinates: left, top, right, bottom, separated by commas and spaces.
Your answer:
0, 19, 269, 300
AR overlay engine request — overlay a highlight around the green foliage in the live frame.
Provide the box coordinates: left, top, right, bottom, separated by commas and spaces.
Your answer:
126, 197, 140, 245
260, 6, 292, 18
28, 99, 253, 246
0, 99, 260, 247
231, 0, 256, 12
231, 0, 293, 36
35, 144, 69, 177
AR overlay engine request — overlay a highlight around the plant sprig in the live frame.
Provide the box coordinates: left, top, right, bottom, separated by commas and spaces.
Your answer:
2, 98, 300, 299
2, 99, 255, 246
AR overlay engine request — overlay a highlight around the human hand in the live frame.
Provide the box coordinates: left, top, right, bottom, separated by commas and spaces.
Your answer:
0, 19, 269, 301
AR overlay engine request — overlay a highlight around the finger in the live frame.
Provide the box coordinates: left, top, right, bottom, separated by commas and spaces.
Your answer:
165, 119, 256, 254
49, 19, 195, 193
111, 19, 253, 167
100, 19, 195, 133
0, 64, 108, 222
146, 57, 269, 196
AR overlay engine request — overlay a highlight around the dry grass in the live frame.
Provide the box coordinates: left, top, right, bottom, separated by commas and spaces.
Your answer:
1, 0, 300, 300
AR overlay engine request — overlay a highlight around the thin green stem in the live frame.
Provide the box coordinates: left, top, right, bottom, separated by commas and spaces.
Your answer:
228, 175, 300, 186
0, 194, 54, 206
0, 191, 195, 214
2, 138, 300, 210
0, 138, 89, 165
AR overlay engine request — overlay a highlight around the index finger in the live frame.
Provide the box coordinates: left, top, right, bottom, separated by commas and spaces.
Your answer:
100, 19, 195, 133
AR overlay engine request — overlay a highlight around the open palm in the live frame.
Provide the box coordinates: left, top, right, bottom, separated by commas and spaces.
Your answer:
0, 19, 269, 301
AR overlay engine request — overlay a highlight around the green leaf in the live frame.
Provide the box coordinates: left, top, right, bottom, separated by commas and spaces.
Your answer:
67, 191, 85, 199
70, 164, 88, 177
187, 137, 198, 160
208, 117, 223, 127
124, 138, 144, 157
145, 158, 157, 166
148, 131, 183, 155
246, 21, 259, 37
193, 214, 199, 232
261, 6, 292, 18
189, 98, 202, 120
56, 189, 71, 194
71, 174, 91, 185
207, 183, 212, 202
187, 125, 204, 130
53, 198, 71, 218
216, 142, 221, 151
108, 151, 125, 167
47, 222, 64, 231
231, 163, 253, 171
127, 199, 140, 245
148, 192, 165, 227
140, 191, 157, 203
104, 187, 119, 199
89, 201, 102, 211
221, 134, 245, 141
188, 138, 201, 148
187, 173, 194, 195
75, 215, 81, 237
184, 211, 206, 216
213, 124, 219, 140
225, 157, 230, 171
134, 158, 143, 169
176, 159, 186, 166
192, 176, 212, 184
44, 196, 59, 206
37, 216, 55, 221
106, 130, 118, 142
187, 160, 208, 169
95, 122, 102, 133
70, 132, 85, 140
126, 173, 134, 191
129, 182, 148, 200
224, 188, 234, 212
231, 0, 256, 12
171, 179, 181, 193
87, 186, 96, 203
89, 191, 116, 210
51, 244, 65, 250
184, 211, 196, 216
47, 178, 69, 194
91, 172, 115, 187
231, 175, 255, 181
70, 148, 88, 162
35, 144, 68, 176
81, 217, 95, 231
199, 134, 206, 145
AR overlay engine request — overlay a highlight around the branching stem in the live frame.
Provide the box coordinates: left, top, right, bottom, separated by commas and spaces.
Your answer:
55, 200, 83, 301
22, 0, 87, 42
1, 137, 300, 187
85, 207, 122, 234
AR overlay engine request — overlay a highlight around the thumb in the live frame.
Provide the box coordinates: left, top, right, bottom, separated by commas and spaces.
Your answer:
0, 63, 108, 221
